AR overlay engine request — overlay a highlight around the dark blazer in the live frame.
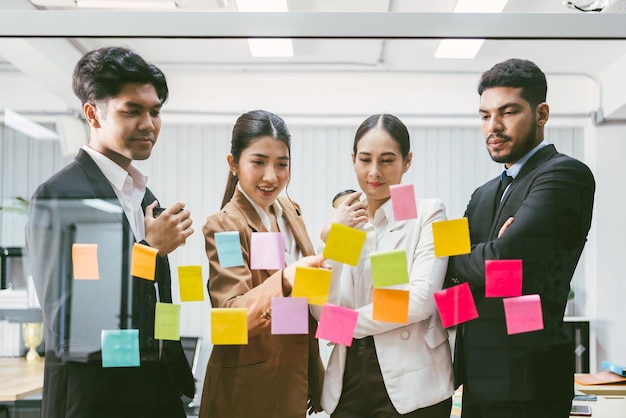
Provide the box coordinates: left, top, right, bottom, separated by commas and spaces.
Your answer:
26, 149, 194, 418
447, 144, 595, 401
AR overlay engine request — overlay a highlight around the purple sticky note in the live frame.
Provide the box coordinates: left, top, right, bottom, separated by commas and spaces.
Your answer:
271, 297, 309, 335
315, 304, 359, 347
389, 183, 418, 221
485, 259, 523, 298
250, 232, 285, 270
502, 294, 544, 335
433, 282, 479, 328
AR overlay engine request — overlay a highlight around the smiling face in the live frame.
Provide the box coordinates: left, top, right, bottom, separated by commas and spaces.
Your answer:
229, 135, 290, 213
85, 82, 162, 169
353, 128, 411, 216
479, 86, 549, 168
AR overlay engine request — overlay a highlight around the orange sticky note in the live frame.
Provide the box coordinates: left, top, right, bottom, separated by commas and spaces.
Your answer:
432, 218, 471, 257
211, 308, 248, 345
131, 242, 158, 281
291, 267, 332, 306
323, 223, 367, 266
178, 265, 204, 302
154, 302, 181, 341
372, 288, 409, 323
72, 243, 99, 280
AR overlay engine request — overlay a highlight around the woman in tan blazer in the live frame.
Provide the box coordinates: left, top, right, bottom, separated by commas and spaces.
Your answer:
198, 110, 325, 418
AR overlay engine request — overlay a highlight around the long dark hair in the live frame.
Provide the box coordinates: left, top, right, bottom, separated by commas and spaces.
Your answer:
353, 114, 411, 160
221, 110, 292, 209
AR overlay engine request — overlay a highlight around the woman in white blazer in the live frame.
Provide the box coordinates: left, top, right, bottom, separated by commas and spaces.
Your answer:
315, 114, 454, 417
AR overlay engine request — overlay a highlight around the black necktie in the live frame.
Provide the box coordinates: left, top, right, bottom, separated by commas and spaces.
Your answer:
495, 173, 514, 207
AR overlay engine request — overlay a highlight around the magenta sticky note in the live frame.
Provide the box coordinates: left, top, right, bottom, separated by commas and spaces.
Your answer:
485, 259, 523, 298
315, 304, 359, 347
502, 294, 544, 335
433, 282, 479, 328
271, 297, 309, 335
389, 183, 418, 221
250, 232, 285, 270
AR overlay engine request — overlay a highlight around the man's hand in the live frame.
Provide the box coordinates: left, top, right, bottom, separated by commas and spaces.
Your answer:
144, 201, 194, 255
498, 216, 514, 238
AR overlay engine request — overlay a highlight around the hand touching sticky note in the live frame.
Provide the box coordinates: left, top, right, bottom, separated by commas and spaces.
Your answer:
370, 249, 409, 288
291, 266, 332, 306
271, 297, 309, 335
211, 308, 248, 345
373, 288, 409, 323
432, 218, 471, 257
502, 294, 544, 335
72, 243, 99, 280
315, 304, 359, 347
154, 302, 181, 341
485, 259, 523, 298
250, 232, 285, 270
433, 282, 478, 328
215, 231, 244, 268
323, 223, 367, 266
178, 265, 204, 302
131, 242, 158, 281
101, 329, 140, 368
389, 183, 418, 221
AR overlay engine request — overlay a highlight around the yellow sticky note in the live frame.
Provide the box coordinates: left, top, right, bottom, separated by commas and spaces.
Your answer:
178, 265, 204, 302
372, 288, 409, 323
131, 242, 158, 281
432, 218, 471, 257
291, 267, 332, 306
211, 308, 248, 345
72, 243, 99, 280
154, 302, 180, 341
323, 223, 367, 266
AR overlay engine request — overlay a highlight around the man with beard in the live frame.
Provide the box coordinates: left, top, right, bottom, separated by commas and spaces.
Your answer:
446, 58, 595, 418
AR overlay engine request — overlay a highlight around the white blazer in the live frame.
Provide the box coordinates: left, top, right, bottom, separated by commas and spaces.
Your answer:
314, 198, 454, 415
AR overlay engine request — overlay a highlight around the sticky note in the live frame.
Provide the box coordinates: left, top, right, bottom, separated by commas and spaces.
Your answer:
389, 183, 418, 221
370, 249, 409, 287
178, 265, 204, 302
215, 231, 244, 268
315, 304, 359, 347
432, 218, 471, 257
485, 259, 523, 298
101, 329, 140, 368
131, 242, 158, 281
250, 232, 285, 270
291, 267, 332, 306
323, 223, 367, 266
372, 288, 409, 323
72, 243, 99, 280
433, 282, 478, 328
271, 297, 309, 335
211, 308, 248, 345
502, 294, 544, 335
154, 302, 181, 341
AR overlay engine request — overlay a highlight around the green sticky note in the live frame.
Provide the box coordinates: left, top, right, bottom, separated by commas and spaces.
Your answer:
154, 302, 181, 341
291, 266, 332, 306
370, 249, 409, 287
323, 223, 367, 266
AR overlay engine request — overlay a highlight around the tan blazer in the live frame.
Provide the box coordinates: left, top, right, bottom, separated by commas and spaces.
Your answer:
198, 188, 324, 418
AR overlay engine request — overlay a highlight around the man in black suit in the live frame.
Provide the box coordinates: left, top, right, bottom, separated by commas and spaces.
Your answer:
447, 58, 595, 418
26, 46, 195, 418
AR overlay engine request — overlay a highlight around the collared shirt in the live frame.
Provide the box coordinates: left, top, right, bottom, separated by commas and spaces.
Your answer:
500, 139, 548, 196
237, 184, 300, 266
81, 145, 148, 241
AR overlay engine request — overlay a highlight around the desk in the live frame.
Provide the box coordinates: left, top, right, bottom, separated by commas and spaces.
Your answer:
572, 396, 626, 417
0, 358, 44, 402
575, 373, 626, 396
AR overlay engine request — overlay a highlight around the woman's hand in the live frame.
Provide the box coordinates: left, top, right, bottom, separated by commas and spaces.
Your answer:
282, 255, 330, 287
307, 398, 323, 415
320, 191, 369, 242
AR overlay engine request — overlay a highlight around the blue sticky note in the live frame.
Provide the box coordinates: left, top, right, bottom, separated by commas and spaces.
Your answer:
215, 231, 245, 268
101, 329, 140, 368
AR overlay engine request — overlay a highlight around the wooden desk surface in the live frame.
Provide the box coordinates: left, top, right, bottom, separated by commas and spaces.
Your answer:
575, 373, 626, 396
0, 357, 44, 402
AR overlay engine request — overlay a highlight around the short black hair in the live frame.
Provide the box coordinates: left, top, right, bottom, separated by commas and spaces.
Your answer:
478, 58, 547, 108
72, 46, 168, 105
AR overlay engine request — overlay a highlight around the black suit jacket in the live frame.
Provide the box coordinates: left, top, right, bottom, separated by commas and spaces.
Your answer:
447, 144, 595, 401
26, 149, 194, 418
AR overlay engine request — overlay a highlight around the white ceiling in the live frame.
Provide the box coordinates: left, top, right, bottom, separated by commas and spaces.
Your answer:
1, 0, 626, 123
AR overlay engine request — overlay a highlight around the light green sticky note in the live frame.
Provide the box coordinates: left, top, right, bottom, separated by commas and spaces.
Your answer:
211, 308, 248, 345
291, 266, 332, 306
432, 218, 471, 257
370, 249, 409, 287
323, 223, 367, 266
154, 302, 180, 341
178, 265, 204, 302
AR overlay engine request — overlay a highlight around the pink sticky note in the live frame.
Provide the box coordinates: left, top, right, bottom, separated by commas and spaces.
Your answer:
433, 282, 479, 328
485, 259, 523, 298
315, 304, 359, 347
271, 297, 309, 335
250, 232, 285, 270
389, 183, 418, 221
502, 294, 544, 335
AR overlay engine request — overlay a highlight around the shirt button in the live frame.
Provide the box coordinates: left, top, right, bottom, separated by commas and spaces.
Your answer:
401, 331, 410, 340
